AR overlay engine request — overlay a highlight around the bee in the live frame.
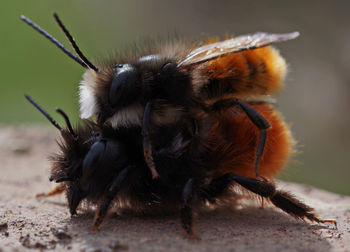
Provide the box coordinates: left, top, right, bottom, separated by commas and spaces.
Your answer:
21, 13, 295, 180
22, 14, 336, 238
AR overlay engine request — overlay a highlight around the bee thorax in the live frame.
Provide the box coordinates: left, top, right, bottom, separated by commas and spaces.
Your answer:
107, 104, 144, 128
79, 70, 98, 119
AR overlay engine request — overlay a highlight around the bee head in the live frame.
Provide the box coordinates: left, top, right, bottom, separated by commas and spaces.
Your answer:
79, 62, 142, 127
79, 54, 191, 128
109, 64, 140, 108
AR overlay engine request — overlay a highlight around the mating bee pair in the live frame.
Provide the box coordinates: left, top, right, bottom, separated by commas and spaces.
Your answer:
22, 13, 335, 239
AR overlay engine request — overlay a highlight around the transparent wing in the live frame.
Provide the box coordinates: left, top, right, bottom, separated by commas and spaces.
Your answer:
177, 32, 299, 67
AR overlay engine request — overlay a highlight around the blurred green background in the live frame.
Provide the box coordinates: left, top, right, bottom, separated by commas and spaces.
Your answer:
1, 0, 349, 195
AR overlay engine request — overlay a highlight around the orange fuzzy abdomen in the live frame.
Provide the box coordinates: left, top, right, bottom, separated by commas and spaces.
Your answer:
197, 46, 287, 101
205, 103, 293, 178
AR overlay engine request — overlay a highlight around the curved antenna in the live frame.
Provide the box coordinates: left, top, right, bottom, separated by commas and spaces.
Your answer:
24, 95, 62, 131
20, 15, 87, 69
53, 13, 99, 72
25, 95, 78, 140
56, 108, 78, 139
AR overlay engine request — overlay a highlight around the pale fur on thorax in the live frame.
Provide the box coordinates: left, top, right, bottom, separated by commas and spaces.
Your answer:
107, 104, 144, 128
107, 104, 184, 128
79, 70, 98, 119
80, 70, 145, 127
79, 69, 184, 128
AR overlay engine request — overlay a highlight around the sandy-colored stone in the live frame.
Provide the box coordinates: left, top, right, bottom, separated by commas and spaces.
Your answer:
0, 126, 349, 251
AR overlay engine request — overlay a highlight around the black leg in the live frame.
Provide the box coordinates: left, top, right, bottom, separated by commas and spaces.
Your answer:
198, 174, 233, 203
199, 174, 262, 206
180, 178, 199, 240
236, 100, 269, 179
235, 100, 270, 130
206, 99, 271, 178
91, 166, 130, 230
82, 141, 106, 178
142, 102, 159, 179
66, 183, 87, 216
35, 178, 85, 217
254, 129, 267, 179
199, 173, 336, 227
228, 175, 336, 226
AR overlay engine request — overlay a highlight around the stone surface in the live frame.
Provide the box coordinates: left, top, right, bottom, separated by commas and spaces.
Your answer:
0, 126, 349, 251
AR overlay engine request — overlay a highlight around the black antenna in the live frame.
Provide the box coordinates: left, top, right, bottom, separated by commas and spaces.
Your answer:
24, 95, 62, 131
53, 13, 99, 72
25, 95, 79, 140
56, 108, 78, 139
20, 15, 88, 69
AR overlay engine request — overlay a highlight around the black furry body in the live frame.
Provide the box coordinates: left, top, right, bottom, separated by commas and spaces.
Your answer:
45, 55, 334, 237
21, 14, 335, 238
50, 122, 193, 214
48, 118, 332, 238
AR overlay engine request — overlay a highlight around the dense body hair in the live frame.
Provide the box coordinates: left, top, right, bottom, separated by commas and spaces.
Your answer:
203, 102, 293, 178
61, 34, 334, 234
195, 46, 287, 101
49, 123, 145, 213
21, 15, 335, 237
44, 102, 334, 237
49, 102, 293, 212
79, 44, 287, 126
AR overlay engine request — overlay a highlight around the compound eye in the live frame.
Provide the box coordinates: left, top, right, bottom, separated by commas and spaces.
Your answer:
109, 64, 138, 107
161, 62, 176, 72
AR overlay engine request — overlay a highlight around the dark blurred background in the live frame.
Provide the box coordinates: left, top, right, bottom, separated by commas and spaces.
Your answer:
1, 0, 349, 195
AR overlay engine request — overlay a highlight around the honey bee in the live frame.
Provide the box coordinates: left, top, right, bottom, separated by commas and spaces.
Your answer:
22, 14, 335, 239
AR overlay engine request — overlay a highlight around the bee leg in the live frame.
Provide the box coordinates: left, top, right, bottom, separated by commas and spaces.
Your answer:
229, 175, 336, 227
66, 183, 88, 216
91, 166, 130, 231
36, 181, 86, 216
180, 178, 199, 240
142, 102, 159, 179
36, 183, 66, 198
207, 99, 270, 179
198, 174, 233, 203
235, 100, 270, 179
82, 141, 106, 178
